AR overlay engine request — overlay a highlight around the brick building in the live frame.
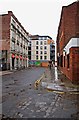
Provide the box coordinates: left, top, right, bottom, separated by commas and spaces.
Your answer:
56, 1, 79, 84
0, 11, 29, 70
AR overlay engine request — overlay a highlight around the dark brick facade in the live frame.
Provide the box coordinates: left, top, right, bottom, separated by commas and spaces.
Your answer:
57, 1, 79, 84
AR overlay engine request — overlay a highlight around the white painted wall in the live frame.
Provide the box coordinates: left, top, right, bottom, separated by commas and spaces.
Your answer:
31, 39, 50, 61
64, 38, 79, 54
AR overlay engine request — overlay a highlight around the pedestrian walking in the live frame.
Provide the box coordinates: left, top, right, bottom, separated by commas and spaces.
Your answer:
49, 64, 51, 70
48, 60, 52, 70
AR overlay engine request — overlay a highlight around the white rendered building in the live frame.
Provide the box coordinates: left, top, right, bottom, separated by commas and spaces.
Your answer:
29, 35, 54, 66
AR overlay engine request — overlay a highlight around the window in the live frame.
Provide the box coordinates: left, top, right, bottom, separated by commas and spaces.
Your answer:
44, 41, 47, 45
36, 46, 38, 49
17, 25, 19, 29
60, 55, 63, 67
67, 54, 69, 68
44, 56, 47, 60
44, 46, 47, 49
40, 51, 43, 54
40, 46, 43, 50
39, 37, 41, 40
36, 55, 38, 60
12, 19, 16, 25
11, 42, 15, 51
64, 56, 65, 67
40, 41, 43, 45
36, 51, 38, 54
36, 41, 38, 45
44, 51, 47, 54
40, 56, 42, 60
17, 40, 19, 45
43, 37, 45, 40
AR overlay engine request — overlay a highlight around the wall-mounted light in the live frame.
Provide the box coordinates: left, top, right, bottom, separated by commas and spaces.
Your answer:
63, 48, 66, 56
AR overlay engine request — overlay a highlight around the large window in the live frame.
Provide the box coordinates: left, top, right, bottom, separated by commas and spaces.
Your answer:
67, 54, 69, 68
40, 51, 43, 54
64, 56, 65, 67
40, 56, 42, 60
44, 41, 47, 45
44, 46, 47, 50
44, 51, 47, 54
36, 46, 38, 49
60, 55, 63, 67
36, 51, 38, 54
11, 41, 15, 51
40, 41, 43, 45
36, 55, 38, 60
44, 56, 47, 60
40, 46, 43, 50
36, 41, 38, 45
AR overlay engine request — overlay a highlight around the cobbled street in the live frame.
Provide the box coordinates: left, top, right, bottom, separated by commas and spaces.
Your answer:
1, 67, 79, 119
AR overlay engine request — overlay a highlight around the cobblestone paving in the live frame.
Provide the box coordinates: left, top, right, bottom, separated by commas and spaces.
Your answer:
1, 67, 79, 119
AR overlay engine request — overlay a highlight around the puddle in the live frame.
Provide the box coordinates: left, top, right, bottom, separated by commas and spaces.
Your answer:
41, 82, 48, 88
55, 67, 58, 81
41, 82, 65, 91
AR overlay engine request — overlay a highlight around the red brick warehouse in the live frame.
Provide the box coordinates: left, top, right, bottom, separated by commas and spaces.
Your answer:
56, 1, 79, 84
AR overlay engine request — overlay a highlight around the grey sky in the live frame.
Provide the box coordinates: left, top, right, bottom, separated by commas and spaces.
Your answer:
0, 0, 75, 41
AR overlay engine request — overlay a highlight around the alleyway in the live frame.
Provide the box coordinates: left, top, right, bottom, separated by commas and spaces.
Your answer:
1, 67, 79, 119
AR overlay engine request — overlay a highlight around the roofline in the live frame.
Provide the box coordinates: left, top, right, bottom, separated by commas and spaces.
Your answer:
0, 11, 29, 35
62, 1, 78, 8
29, 35, 52, 39
9, 11, 29, 35
56, 1, 78, 42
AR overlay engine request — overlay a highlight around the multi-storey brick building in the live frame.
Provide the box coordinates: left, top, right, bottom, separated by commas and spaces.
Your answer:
56, 1, 79, 84
29, 35, 55, 67
0, 11, 29, 70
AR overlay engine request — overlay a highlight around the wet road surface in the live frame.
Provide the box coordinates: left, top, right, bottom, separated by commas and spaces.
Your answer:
1, 67, 79, 119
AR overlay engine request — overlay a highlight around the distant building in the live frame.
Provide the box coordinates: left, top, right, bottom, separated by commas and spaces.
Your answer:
29, 35, 55, 67
28, 38, 31, 61
50, 41, 55, 63
56, 1, 79, 84
0, 11, 29, 70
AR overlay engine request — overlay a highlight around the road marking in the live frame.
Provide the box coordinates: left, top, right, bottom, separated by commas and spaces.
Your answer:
34, 73, 44, 88
47, 88, 65, 94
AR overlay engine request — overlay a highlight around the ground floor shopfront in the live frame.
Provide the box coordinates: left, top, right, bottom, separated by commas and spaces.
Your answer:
0, 50, 28, 70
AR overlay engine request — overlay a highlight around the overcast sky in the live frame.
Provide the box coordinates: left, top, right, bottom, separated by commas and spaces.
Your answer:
0, 0, 75, 41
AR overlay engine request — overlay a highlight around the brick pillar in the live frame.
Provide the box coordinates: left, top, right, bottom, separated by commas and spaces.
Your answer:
70, 47, 79, 84
10, 54, 12, 70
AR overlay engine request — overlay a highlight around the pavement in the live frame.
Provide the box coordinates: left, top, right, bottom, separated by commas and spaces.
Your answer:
0, 70, 13, 76
37, 67, 79, 94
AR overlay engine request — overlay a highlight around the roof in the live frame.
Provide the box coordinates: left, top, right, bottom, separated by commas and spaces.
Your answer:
56, 1, 79, 43
29, 35, 52, 40
0, 11, 29, 35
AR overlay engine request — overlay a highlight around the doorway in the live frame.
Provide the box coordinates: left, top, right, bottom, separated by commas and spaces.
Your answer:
12, 58, 15, 69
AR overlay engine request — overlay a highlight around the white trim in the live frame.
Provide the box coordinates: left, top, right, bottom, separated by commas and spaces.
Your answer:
64, 38, 79, 54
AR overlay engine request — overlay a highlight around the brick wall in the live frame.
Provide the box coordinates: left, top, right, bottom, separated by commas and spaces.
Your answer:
0, 12, 11, 70
58, 2, 78, 52
70, 47, 79, 84
1, 14, 11, 50
57, 1, 79, 84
